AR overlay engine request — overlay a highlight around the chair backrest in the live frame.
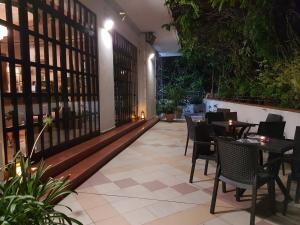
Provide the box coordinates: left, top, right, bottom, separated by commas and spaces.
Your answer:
257, 121, 286, 139
217, 108, 230, 113
193, 123, 213, 156
292, 126, 300, 177
217, 138, 259, 185
205, 112, 225, 124
265, 113, 283, 122
185, 115, 195, 140
224, 112, 238, 121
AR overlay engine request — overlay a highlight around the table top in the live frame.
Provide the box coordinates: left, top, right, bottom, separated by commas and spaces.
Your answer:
237, 138, 294, 154
212, 121, 257, 128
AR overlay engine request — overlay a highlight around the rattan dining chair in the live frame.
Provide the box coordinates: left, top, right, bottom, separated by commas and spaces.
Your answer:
265, 113, 283, 122
184, 115, 196, 156
224, 112, 238, 121
189, 122, 216, 182
217, 108, 230, 113
283, 126, 300, 215
210, 138, 277, 225
205, 112, 226, 137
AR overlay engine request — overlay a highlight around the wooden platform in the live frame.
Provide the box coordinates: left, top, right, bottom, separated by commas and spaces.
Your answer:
40, 118, 159, 190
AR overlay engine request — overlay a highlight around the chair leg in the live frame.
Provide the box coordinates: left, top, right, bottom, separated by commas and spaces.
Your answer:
283, 176, 292, 215
189, 161, 196, 183
282, 162, 285, 176
295, 181, 300, 204
267, 180, 276, 214
222, 182, 227, 193
184, 133, 189, 156
259, 150, 263, 165
204, 160, 209, 176
250, 184, 257, 225
210, 176, 220, 214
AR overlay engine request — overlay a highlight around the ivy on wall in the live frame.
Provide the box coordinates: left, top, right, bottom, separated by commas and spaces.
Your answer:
164, 0, 300, 109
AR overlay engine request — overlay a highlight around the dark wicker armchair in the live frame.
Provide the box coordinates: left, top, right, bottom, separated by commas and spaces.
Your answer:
189, 122, 216, 183
283, 126, 300, 215
205, 112, 226, 137
184, 115, 196, 156
265, 113, 283, 122
210, 138, 277, 225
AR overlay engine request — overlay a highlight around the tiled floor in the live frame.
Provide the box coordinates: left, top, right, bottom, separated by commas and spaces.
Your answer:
56, 122, 300, 225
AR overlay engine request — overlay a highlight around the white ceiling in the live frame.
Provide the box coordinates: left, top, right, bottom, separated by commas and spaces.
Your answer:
112, 0, 181, 57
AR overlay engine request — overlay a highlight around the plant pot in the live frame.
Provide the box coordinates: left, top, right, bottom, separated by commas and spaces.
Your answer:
192, 104, 203, 113
165, 113, 175, 122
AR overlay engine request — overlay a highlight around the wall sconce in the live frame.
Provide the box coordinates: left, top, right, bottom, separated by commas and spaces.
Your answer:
149, 53, 155, 60
104, 19, 114, 31
141, 111, 145, 120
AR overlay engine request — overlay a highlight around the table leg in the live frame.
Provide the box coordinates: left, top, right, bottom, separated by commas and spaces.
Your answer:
235, 188, 246, 201
275, 176, 292, 201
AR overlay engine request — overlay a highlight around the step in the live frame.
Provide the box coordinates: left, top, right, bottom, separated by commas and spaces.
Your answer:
42, 120, 147, 178
55, 118, 159, 190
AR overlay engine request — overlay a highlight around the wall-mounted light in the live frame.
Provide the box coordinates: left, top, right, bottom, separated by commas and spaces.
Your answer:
0, 25, 8, 40
104, 19, 114, 31
149, 53, 155, 60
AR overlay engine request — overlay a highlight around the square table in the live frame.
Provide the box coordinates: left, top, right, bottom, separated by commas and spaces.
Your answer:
212, 121, 257, 138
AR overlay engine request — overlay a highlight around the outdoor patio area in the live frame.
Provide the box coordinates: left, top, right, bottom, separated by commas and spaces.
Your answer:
56, 122, 300, 225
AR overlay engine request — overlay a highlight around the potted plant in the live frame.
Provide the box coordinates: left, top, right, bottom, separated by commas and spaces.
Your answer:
190, 96, 203, 113
0, 115, 83, 225
163, 100, 176, 122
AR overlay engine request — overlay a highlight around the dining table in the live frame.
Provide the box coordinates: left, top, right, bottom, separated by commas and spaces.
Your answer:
212, 120, 257, 139
236, 136, 295, 201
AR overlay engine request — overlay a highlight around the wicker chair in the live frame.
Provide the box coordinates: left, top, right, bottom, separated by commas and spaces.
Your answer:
283, 126, 300, 215
210, 138, 277, 225
224, 112, 238, 121
189, 122, 216, 182
217, 108, 230, 113
257, 121, 286, 139
184, 115, 196, 156
205, 112, 226, 137
265, 113, 283, 122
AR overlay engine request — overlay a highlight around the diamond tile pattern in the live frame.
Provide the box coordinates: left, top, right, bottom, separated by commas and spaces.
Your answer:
57, 122, 300, 225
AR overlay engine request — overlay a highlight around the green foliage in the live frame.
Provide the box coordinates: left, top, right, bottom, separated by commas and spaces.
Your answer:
0, 153, 82, 225
158, 99, 177, 114
164, 0, 300, 109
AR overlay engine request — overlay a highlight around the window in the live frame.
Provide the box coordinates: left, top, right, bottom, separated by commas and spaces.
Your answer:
0, 0, 100, 162
113, 32, 138, 126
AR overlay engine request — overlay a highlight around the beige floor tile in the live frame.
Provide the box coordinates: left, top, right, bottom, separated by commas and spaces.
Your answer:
76, 193, 108, 210
144, 204, 215, 225
94, 215, 130, 225
111, 197, 157, 214
86, 203, 120, 223
122, 208, 157, 225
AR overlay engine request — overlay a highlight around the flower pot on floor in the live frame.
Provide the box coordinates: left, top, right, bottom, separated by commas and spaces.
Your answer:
165, 113, 175, 122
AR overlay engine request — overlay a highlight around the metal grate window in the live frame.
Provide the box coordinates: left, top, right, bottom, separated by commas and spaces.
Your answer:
112, 32, 137, 126
0, 0, 100, 162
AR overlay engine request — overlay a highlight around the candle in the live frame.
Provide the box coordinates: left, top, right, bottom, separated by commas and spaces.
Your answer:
260, 136, 266, 142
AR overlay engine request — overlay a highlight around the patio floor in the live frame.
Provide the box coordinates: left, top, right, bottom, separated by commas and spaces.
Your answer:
56, 122, 300, 225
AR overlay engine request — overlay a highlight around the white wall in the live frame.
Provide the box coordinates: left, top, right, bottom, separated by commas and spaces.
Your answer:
204, 99, 300, 139
81, 0, 157, 131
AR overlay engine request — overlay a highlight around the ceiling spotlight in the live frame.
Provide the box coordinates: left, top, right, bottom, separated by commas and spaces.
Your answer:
104, 19, 114, 31
119, 11, 127, 21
